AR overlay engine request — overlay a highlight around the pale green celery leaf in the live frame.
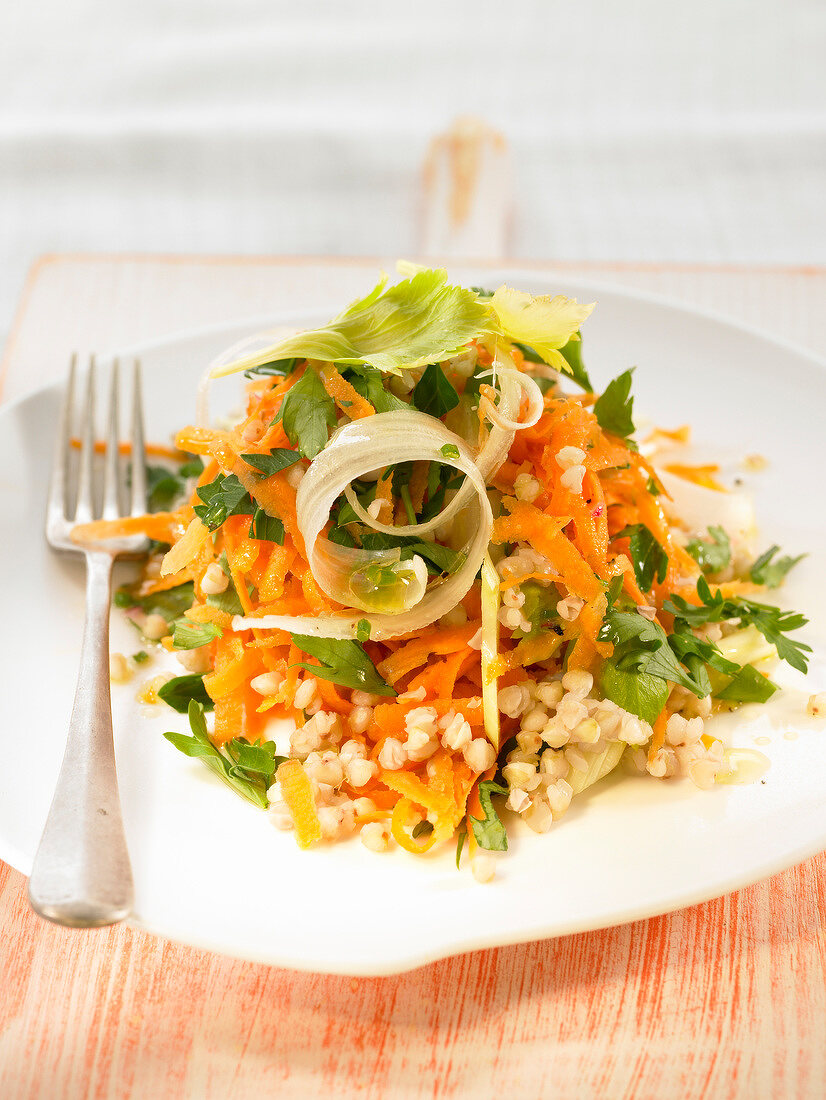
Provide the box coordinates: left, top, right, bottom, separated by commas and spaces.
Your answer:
212, 269, 493, 378
489, 286, 595, 371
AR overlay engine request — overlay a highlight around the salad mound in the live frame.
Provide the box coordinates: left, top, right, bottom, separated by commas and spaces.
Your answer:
78, 265, 810, 879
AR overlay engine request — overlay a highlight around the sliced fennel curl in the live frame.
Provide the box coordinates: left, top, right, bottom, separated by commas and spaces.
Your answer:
237, 410, 490, 641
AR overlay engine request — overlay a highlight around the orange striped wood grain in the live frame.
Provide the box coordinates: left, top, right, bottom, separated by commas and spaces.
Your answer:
2, 855, 826, 1099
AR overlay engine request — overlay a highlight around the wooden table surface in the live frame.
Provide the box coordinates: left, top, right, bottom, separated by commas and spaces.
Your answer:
2, 255, 826, 1100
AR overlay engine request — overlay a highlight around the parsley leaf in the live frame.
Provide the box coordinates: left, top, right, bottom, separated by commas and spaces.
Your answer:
348, 367, 409, 413
469, 780, 509, 852
557, 332, 593, 391
412, 362, 460, 418
201, 552, 249, 617
749, 545, 805, 589
193, 474, 253, 531
664, 577, 811, 674
249, 505, 285, 544
243, 357, 298, 379
593, 368, 635, 440
291, 634, 396, 696
686, 525, 732, 574
241, 449, 301, 477
145, 464, 185, 511
115, 581, 195, 623
179, 457, 205, 478
599, 662, 669, 726
163, 701, 282, 808
172, 619, 222, 650
615, 524, 669, 591
598, 608, 706, 721
157, 674, 214, 713
275, 369, 337, 458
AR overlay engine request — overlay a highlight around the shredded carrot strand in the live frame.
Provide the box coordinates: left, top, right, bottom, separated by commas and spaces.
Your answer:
277, 760, 322, 848
317, 363, 375, 419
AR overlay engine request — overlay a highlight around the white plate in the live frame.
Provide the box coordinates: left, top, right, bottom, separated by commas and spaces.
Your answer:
2, 272, 826, 976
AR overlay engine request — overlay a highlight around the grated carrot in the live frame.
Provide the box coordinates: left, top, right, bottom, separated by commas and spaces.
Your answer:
316, 363, 375, 419
71, 511, 185, 546
377, 623, 480, 684
277, 760, 322, 848
160, 517, 211, 576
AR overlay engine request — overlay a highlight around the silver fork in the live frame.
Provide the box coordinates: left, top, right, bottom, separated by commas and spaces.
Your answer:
28, 355, 149, 927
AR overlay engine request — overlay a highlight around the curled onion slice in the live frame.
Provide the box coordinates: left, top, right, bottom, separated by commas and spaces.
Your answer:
290, 410, 493, 640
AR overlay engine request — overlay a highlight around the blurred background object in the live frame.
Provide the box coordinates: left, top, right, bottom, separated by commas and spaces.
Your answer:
1, 0, 824, 347
421, 116, 511, 258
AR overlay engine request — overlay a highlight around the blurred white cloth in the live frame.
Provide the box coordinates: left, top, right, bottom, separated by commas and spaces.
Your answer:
1, 0, 825, 347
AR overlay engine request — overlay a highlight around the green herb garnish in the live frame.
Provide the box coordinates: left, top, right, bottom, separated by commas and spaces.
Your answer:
614, 524, 669, 592
249, 506, 285, 544
664, 577, 811, 674
593, 368, 635, 441
158, 674, 214, 713
360, 530, 465, 575
115, 581, 195, 623
468, 780, 509, 852
193, 474, 253, 531
275, 368, 337, 459
243, 357, 298, 379
291, 634, 396, 696
412, 362, 460, 418
348, 367, 409, 413
172, 619, 223, 650
686, 525, 731, 575
241, 449, 301, 477
164, 700, 282, 807
749, 545, 805, 589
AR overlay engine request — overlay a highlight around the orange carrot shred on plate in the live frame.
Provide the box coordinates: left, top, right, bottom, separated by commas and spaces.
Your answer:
378, 768, 454, 817
71, 511, 185, 547
277, 760, 322, 848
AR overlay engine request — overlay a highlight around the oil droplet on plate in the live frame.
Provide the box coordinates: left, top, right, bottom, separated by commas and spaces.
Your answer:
716, 748, 770, 785
783, 730, 799, 741
754, 736, 771, 746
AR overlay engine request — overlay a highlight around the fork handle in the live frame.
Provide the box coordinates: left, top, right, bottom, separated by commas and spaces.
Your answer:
28, 550, 134, 926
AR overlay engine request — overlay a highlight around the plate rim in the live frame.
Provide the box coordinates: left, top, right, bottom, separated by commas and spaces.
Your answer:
4, 269, 826, 974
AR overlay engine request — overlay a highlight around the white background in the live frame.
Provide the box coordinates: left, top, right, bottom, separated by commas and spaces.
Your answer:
1, 0, 824, 348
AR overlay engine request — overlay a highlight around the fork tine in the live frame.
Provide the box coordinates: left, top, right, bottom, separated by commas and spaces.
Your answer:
102, 360, 121, 520
74, 358, 97, 524
130, 359, 148, 516
48, 354, 77, 528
